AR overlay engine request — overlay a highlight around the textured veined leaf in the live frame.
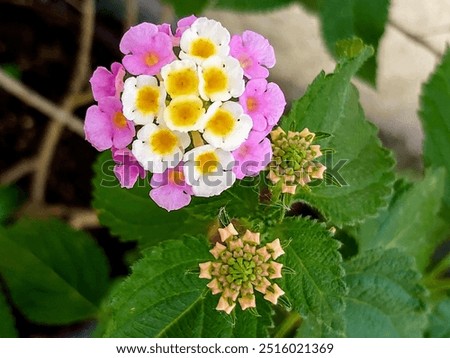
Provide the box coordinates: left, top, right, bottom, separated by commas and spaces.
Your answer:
269, 217, 346, 337
357, 168, 446, 271
420, 48, 450, 219
319, 0, 390, 85
344, 248, 427, 337
0, 219, 109, 325
102, 237, 272, 337
283, 44, 395, 227
427, 298, 450, 338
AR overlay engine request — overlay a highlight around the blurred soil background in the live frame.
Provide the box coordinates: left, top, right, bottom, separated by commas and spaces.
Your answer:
0, 0, 449, 336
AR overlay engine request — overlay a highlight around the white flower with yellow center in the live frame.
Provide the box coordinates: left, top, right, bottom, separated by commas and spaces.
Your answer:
122, 75, 166, 125
202, 101, 252, 151
160, 59, 199, 98
179, 17, 230, 64
183, 145, 236, 197
163, 95, 206, 132
132, 123, 190, 173
198, 56, 245, 102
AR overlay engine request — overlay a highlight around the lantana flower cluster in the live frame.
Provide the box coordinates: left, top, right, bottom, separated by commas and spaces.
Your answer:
268, 127, 326, 194
85, 16, 286, 211
199, 223, 285, 314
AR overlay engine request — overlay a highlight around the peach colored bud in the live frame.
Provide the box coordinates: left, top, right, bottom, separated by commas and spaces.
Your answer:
223, 287, 239, 301
299, 128, 314, 142
256, 246, 271, 262
310, 145, 322, 158
254, 277, 271, 294
229, 238, 244, 251
264, 283, 285, 305
210, 242, 227, 259
270, 127, 285, 140
269, 262, 283, 279
242, 230, 260, 245
238, 294, 256, 310
259, 263, 269, 276
199, 262, 212, 279
267, 170, 281, 184
311, 163, 326, 180
216, 296, 236, 314
266, 239, 285, 259
281, 183, 297, 194
218, 223, 239, 242
284, 175, 296, 183
243, 243, 256, 255
207, 278, 222, 295
211, 262, 222, 276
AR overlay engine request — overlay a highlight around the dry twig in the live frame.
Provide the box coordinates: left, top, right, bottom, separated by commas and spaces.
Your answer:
0, 69, 84, 136
31, 0, 95, 204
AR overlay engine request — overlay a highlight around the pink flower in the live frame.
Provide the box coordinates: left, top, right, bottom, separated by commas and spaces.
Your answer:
232, 135, 272, 179
84, 96, 135, 151
149, 164, 193, 211
230, 30, 275, 79
175, 15, 197, 38
89, 62, 125, 101
120, 22, 176, 76
240, 79, 286, 133
112, 147, 146, 189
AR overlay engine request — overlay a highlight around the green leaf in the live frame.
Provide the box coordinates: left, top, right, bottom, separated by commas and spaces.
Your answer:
161, 0, 209, 17
93, 152, 200, 245
420, 48, 450, 219
103, 237, 272, 337
344, 248, 427, 337
319, 0, 390, 85
213, 0, 295, 12
0, 285, 17, 338
427, 298, 450, 338
284, 45, 395, 227
92, 152, 259, 248
357, 168, 446, 271
269, 217, 346, 337
0, 219, 110, 325
0, 185, 22, 224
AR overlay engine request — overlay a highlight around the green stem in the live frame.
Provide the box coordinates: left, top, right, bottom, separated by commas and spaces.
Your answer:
273, 311, 302, 338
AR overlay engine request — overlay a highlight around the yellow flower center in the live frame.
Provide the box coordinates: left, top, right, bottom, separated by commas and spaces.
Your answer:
165, 67, 199, 97
246, 97, 258, 112
190, 38, 217, 59
239, 55, 253, 69
145, 52, 159, 66
196, 151, 219, 174
113, 112, 127, 128
168, 170, 185, 185
206, 108, 236, 137
150, 129, 178, 155
136, 86, 160, 115
203, 67, 228, 96
166, 96, 204, 129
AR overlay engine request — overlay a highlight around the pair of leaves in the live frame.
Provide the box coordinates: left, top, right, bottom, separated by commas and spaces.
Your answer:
0, 219, 109, 326
284, 43, 395, 227
102, 237, 272, 337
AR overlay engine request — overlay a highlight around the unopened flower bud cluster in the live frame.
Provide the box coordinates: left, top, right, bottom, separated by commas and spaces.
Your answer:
268, 127, 326, 194
199, 223, 285, 314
